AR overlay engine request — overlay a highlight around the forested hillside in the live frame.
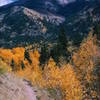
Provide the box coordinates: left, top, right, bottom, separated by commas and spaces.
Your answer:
0, 0, 100, 48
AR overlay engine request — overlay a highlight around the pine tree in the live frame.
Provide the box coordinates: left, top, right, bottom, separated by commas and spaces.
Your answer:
94, 23, 100, 41
57, 27, 68, 55
40, 43, 49, 69
58, 28, 68, 48
21, 61, 25, 70
51, 27, 69, 63
11, 59, 15, 71
24, 50, 32, 64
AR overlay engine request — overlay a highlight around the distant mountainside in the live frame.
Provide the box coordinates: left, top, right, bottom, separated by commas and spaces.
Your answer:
0, 6, 64, 48
0, 0, 100, 47
0, 0, 96, 15
62, 1, 100, 45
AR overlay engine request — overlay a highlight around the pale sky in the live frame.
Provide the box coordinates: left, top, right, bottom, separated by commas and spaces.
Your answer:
0, 0, 17, 7
0, 0, 76, 7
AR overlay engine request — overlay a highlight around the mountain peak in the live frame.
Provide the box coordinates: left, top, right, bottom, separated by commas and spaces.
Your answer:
57, 0, 76, 5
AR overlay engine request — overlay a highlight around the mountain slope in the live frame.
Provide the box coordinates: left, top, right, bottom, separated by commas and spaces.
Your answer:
62, 1, 100, 45
0, 0, 93, 15
0, 0, 100, 47
0, 6, 64, 48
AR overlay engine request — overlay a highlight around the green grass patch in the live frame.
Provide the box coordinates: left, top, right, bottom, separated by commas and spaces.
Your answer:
0, 68, 6, 75
36, 96, 41, 100
47, 88, 57, 97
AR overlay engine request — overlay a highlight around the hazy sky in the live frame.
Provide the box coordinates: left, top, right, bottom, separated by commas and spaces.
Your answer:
0, 0, 17, 7
0, 0, 76, 7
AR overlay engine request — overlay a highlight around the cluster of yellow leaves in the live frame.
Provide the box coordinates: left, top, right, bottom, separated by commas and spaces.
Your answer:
0, 47, 25, 68
72, 33, 100, 99
73, 33, 99, 82
43, 58, 83, 100
0, 48, 83, 100
0, 48, 42, 85
15, 49, 43, 86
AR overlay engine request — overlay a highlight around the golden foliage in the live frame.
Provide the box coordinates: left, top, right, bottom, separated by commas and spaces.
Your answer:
73, 33, 99, 82
0, 48, 83, 100
43, 58, 83, 100
72, 33, 100, 99
0, 33, 100, 99
15, 49, 42, 86
0, 47, 25, 67
60, 65, 83, 100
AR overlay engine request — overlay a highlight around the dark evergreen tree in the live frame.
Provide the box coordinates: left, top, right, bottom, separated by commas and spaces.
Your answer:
24, 50, 32, 64
40, 43, 50, 69
94, 23, 100, 41
11, 59, 15, 71
51, 27, 70, 63
21, 61, 25, 70
57, 27, 68, 55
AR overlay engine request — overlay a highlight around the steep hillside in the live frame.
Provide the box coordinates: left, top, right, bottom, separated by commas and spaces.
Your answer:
62, 2, 100, 45
0, 6, 64, 48
0, 0, 100, 47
